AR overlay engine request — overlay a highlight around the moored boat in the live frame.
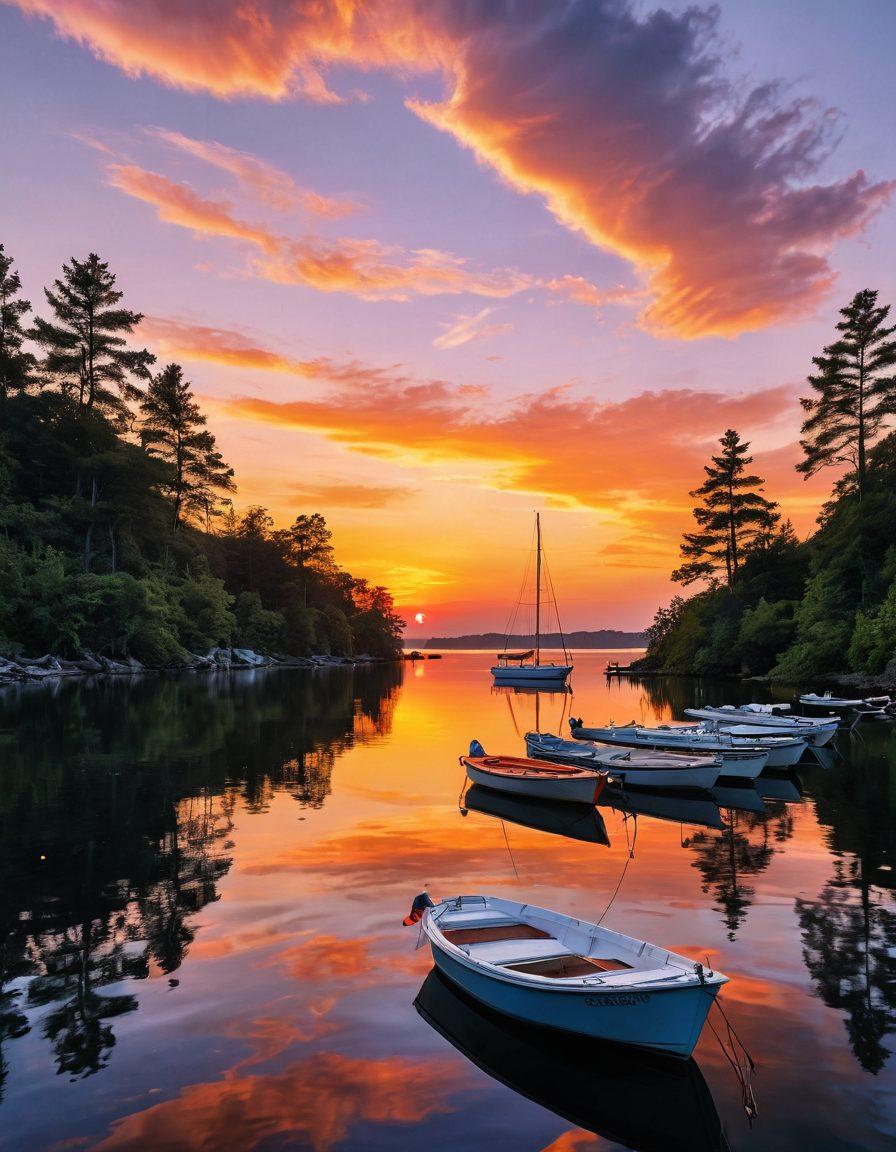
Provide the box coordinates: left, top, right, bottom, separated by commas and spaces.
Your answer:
661, 723, 806, 767
462, 746, 607, 804
420, 894, 728, 1057
799, 691, 890, 716
491, 513, 572, 688
569, 720, 768, 779
525, 731, 721, 790
414, 967, 728, 1152
684, 705, 838, 745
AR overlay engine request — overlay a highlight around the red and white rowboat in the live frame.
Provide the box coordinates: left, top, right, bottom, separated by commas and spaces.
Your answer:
462, 750, 608, 805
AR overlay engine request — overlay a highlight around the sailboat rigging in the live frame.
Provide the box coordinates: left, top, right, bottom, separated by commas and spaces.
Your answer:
491, 513, 573, 687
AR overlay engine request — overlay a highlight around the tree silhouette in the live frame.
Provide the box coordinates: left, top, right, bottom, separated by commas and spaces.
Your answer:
687, 810, 779, 939
796, 861, 896, 1074
30, 253, 154, 424
673, 429, 779, 586
140, 363, 235, 531
0, 244, 35, 401
798, 289, 896, 499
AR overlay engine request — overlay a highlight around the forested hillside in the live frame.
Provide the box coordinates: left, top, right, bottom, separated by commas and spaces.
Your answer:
0, 244, 404, 663
639, 289, 896, 682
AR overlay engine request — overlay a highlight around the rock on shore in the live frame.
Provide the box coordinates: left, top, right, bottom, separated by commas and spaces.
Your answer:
0, 648, 392, 685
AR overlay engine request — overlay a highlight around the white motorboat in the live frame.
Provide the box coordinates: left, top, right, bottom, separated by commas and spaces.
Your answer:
799, 692, 890, 716
420, 894, 728, 1058
659, 723, 806, 767
491, 513, 572, 688
684, 705, 838, 745
569, 721, 767, 779
525, 732, 721, 790
462, 748, 607, 804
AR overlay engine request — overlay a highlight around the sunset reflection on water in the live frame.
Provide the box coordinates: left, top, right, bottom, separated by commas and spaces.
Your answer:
0, 653, 894, 1150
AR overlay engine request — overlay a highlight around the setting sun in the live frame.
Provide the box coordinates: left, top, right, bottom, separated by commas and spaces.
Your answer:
414, 612, 425, 625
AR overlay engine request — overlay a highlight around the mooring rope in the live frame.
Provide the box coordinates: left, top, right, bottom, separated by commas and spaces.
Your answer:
596, 812, 638, 925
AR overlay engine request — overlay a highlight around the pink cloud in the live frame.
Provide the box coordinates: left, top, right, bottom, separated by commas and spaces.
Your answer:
15, 0, 891, 336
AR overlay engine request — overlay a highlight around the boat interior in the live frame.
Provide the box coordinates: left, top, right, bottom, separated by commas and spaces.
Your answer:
433, 899, 698, 988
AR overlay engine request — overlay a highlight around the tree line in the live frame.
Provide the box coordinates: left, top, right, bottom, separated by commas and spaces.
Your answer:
0, 243, 404, 662
642, 288, 896, 680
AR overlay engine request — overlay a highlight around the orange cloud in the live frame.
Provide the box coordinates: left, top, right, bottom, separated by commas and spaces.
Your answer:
147, 127, 357, 217
96, 1051, 471, 1151
108, 163, 530, 300
14, 0, 892, 336
286, 481, 420, 509
224, 373, 796, 517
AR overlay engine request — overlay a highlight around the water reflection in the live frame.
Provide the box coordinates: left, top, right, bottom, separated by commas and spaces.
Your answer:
0, 665, 401, 1088
1, 655, 895, 1149
415, 967, 728, 1152
462, 784, 610, 845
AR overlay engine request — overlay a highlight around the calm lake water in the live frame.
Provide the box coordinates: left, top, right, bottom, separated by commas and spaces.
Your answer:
1, 651, 895, 1151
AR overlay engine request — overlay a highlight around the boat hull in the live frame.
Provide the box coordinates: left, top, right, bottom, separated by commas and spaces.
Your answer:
525, 735, 721, 791
465, 761, 602, 803
684, 707, 838, 746
429, 939, 721, 1058
492, 664, 572, 686
571, 729, 766, 779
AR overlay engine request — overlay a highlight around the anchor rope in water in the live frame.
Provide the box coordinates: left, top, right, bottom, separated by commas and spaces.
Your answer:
596, 812, 637, 925
703, 990, 758, 1123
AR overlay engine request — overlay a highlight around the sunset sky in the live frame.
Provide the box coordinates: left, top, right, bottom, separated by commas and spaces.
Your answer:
2, 0, 895, 635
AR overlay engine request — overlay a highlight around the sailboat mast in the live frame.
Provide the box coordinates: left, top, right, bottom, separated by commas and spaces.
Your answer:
535, 512, 541, 668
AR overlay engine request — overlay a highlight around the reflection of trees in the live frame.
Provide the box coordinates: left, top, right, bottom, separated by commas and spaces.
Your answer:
687, 806, 793, 939
794, 726, 896, 1074
0, 663, 399, 1083
797, 862, 896, 1074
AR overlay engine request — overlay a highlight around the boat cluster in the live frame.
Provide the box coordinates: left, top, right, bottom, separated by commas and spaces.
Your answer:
413, 692, 893, 1063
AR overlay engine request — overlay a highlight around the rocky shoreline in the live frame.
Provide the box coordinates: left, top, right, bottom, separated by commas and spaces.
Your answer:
0, 647, 398, 685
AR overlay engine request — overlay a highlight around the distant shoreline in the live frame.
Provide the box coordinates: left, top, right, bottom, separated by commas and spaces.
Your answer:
415, 630, 647, 650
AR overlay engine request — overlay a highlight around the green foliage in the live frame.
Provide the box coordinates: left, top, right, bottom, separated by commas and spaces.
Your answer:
29, 253, 154, 424
234, 592, 286, 653
772, 569, 855, 681
140, 364, 234, 531
798, 289, 896, 498
737, 598, 797, 675
0, 242, 402, 665
673, 429, 779, 587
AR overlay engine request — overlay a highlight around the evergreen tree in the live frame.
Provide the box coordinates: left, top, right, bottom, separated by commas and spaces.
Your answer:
673, 429, 779, 587
30, 253, 154, 423
280, 512, 335, 605
798, 289, 896, 499
0, 245, 35, 401
140, 364, 235, 531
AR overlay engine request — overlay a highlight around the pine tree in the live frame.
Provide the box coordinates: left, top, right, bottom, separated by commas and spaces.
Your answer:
0, 244, 35, 401
798, 289, 896, 499
280, 512, 335, 606
140, 364, 235, 531
30, 253, 154, 423
673, 429, 779, 587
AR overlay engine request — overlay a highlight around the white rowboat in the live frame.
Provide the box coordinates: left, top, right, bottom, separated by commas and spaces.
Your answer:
422, 895, 728, 1058
569, 722, 767, 779
525, 732, 721, 790
462, 751, 607, 804
684, 706, 838, 745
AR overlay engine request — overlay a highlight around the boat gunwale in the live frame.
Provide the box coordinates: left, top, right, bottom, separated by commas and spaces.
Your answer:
423, 896, 728, 996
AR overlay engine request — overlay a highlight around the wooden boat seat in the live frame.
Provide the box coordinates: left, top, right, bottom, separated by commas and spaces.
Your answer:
442, 922, 552, 946
505, 955, 632, 979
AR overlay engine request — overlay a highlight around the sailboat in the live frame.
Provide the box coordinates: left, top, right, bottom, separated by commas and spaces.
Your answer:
491, 513, 572, 688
